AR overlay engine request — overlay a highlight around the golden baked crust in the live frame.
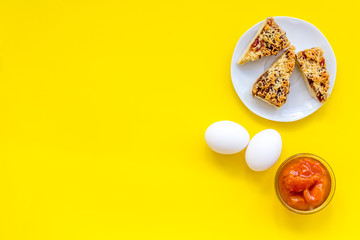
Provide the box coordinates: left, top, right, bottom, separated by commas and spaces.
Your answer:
295, 47, 330, 103
237, 17, 291, 65
252, 46, 296, 108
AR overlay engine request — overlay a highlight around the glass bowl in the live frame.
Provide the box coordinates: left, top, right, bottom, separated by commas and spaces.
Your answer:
275, 153, 336, 214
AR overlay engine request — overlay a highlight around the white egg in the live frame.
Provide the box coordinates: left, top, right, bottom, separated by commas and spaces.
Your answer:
205, 121, 250, 154
245, 129, 282, 171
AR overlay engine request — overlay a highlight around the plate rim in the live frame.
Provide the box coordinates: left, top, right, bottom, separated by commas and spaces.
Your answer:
230, 16, 337, 122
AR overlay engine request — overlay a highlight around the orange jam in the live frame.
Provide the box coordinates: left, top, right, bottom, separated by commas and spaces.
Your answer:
278, 157, 331, 211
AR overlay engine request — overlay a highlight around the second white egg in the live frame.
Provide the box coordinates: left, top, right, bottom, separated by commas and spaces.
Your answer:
245, 129, 282, 171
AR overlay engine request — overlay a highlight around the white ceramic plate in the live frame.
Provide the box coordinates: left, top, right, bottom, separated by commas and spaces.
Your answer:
231, 16, 336, 122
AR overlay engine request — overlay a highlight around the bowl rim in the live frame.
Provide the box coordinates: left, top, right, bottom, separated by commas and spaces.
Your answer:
274, 153, 336, 214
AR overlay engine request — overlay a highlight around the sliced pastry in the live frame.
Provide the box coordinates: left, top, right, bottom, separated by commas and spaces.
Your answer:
237, 17, 291, 65
252, 45, 296, 108
295, 47, 330, 103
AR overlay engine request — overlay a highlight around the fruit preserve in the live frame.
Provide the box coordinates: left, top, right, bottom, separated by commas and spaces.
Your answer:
276, 154, 335, 213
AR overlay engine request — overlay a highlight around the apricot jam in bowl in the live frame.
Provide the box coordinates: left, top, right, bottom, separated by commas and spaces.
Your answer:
275, 153, 335, 214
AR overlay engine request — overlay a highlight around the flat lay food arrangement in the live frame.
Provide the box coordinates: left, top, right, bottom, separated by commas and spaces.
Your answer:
2, 1, 359, 239
206, 16, 336, 214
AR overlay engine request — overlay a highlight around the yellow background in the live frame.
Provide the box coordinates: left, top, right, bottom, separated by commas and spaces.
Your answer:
0, 0, 356, 239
